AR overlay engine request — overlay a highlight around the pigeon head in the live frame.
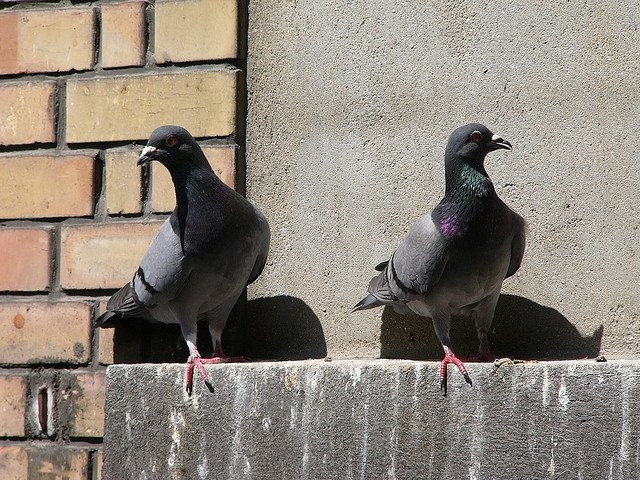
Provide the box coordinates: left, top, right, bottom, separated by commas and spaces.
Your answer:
445, 123, 512, 167
137, 125, 209, 170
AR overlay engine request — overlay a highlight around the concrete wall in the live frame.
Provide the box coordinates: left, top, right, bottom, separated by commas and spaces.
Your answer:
103, 360, 640, 479
245, 1, 640, 360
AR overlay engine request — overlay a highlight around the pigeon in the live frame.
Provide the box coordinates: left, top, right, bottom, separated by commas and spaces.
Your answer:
353, 123, 525, 395
96, 125, 270, 395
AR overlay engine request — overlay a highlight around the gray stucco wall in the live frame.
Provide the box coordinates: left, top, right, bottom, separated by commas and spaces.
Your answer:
245, 1, 640, 360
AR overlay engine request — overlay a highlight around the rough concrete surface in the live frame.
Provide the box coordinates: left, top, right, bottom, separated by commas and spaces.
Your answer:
103, 360, 639, 480
245, 1, 640, 360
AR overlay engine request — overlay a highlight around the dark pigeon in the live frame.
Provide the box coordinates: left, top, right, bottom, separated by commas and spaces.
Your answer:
354, 123, 525, 395
96, 125, 270, 395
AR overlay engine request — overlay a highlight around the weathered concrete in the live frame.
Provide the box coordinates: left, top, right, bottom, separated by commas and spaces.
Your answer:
103, 360, 640, 479
245, 1, 640, 359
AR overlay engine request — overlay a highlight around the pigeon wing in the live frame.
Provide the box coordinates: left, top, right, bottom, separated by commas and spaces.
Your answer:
387, 212, 449, 299
95, 217, 188, 327
367, 213, 448, 303
131, 216, 188, 307
505, 212, 526, 279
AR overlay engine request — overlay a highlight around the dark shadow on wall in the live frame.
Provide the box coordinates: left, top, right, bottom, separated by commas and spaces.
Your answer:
239, 295, 327, 360
112, 321, 188, 364
111, 294, 326, 363
380, 294, 603, 361
491, 294, 603, 359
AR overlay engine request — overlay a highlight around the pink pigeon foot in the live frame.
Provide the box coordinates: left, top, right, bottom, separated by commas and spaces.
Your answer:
199, 341, 250, 364
186, 355, 215, 396
440, 346, 473, 396
185, 342, 250, 395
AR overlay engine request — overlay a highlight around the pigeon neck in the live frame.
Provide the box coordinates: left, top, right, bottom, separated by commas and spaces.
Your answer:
168, 164, 223, 251
169, 164, 220, 204
435, 160, 499, 240
444, 158, 494, 199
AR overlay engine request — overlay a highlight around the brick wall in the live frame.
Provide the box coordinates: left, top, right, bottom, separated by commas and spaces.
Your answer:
0, 1, 244, 478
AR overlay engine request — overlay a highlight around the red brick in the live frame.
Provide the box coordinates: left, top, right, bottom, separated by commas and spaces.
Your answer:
0, 8, 95, 75
0, 81, 56, 146
101, 1, 146, 68
0, 445, 89, 480
0, 373, 27, 437
60, 222, 163, 289
67, 371, 105, 438
0, 153, 97, 219
66, 69, 238, 143
0, 228, 52, 292
0, 302, 92, 364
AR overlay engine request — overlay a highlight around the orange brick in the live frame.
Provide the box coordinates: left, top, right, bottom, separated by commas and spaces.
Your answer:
155, 0, 238, 62
101, 1, 146, 68
151, 145, 236, 212
96, 301, 114, 365
0, 228, 52, 292
98, 326, 115, 366
68, 371, 105, 438
94, 448, 104, 480
0, 445, 89, 480
0, 446, 26, 480
0, 373, 27, 437
105, 149, 142, 215
0, 302, 92, 364
0, 7, 95, 75
60, 222, 163, 289
66, 69, 238, 143
0, 153, 97, 219
0, 81, 56, 146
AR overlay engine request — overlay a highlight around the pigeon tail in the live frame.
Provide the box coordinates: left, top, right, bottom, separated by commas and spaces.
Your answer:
94, 310, 119, 328
352, 294, 383, 312
374, 260, 389, 271
95, 283, 146, 327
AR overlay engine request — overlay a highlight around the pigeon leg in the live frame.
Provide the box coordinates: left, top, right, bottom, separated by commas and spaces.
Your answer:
185, 340, 215, 396
430, 314, 473, 395
200, 323, 249, 364
440, 345, 473, 396
466, 292, 501, 362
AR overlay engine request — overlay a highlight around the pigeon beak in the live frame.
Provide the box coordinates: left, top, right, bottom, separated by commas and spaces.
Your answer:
137, 145, 157, 166
489, 134, 512, 151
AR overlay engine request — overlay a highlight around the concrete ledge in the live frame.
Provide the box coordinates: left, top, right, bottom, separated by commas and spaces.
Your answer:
103, 360, 640, 479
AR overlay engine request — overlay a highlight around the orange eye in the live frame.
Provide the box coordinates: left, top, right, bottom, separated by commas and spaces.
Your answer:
470, 131, 482, 143
165, 135, 178, 147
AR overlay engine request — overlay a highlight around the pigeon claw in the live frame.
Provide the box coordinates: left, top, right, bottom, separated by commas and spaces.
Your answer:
204, 379, 215, 393
184, 352, 249, 396
185, 362, 195, 396
439, 348, 473, 396
200, 355, 250, 364
439, 372, 448, 397
185, 356, 215, 396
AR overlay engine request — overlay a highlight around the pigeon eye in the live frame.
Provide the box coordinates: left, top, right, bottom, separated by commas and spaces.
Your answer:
165, 135, 178, 147
470, 131, 482, 143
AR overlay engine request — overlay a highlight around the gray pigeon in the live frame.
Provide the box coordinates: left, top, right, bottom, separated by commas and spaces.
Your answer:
96, 125, 270, 395
354, 123, 525, 395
